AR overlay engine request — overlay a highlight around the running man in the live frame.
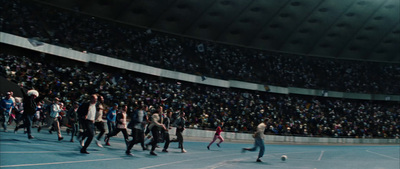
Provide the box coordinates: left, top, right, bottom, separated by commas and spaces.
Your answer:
242, 118, 269, 162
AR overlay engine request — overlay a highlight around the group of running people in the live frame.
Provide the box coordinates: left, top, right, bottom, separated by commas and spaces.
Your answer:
2, 88, 267, 162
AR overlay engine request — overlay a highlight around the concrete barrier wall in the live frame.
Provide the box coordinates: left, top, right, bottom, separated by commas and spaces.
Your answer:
172, 127, 399, 144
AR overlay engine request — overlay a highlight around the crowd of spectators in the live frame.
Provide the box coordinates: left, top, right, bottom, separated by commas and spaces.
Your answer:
1, 52, 399, 139
1, 0, 400, 95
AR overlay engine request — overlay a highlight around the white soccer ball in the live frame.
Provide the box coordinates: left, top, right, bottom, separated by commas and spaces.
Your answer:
281, 155, 288, 161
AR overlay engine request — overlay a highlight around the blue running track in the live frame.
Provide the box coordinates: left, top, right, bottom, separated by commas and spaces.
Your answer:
1, 127, 399, 169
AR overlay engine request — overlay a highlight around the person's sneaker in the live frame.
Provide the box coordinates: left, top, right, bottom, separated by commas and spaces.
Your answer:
80, 149, 89, 154
58, 137, 64, 141
37, 126, 41, 132
162, 149, 168, 152
181, 149, 187, 153
126, 151, 133, 156
150, 151, 157, 156
28, 135, 34, 139
106, 142, 111, 146
49, 130, 52, 134
207, 146, 210, 150
104, 136, 109, 143
80, 139, 85, 147
217, 143, 220, 148
96, 140, 103, 148
256, 159, 262, 162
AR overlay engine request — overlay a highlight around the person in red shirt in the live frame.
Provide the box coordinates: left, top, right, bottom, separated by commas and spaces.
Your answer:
207, 122, 224, 150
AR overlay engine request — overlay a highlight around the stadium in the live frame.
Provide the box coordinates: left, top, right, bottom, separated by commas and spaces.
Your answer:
0, 0, 399, 169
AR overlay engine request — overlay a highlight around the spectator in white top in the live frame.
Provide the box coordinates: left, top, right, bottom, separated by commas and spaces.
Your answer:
48, 97, 63, 141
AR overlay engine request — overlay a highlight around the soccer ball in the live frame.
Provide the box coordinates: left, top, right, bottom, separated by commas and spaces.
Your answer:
281, 155, 288, 161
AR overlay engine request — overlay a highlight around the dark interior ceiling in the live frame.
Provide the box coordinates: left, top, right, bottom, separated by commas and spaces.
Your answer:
35, 0, 400, 63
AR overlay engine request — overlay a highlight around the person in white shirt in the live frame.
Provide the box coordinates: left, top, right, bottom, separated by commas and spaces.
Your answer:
48, 97, 63, 141
147, 108, 167, 156
242, 118, 269, 162
94, 95, 106, 148
77, 94, 97, 154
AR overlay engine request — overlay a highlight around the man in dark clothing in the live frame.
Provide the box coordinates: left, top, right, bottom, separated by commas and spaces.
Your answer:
68, 102, 79, 142
175, 111, 186, 153
14, 88, 41, 139
148, 108, 166, 156
77, 94, 97, 154
126, 104, 148, 155
161, 109, 172, 152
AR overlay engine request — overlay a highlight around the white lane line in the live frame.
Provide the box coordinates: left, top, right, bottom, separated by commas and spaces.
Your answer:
139, 150, 325, 169
0, 143, 51, 146
208, 157, 248, 169
0, 158, 121, 168
317, 151, 324, 161
0, 151, 77, 154
366, 150, 398, 160
0, 142, 85, 148
138, 158, 194, 169
138, 153, 245, 169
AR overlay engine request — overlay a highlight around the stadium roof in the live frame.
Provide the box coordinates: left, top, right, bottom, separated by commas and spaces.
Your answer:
36, 0, 400, 63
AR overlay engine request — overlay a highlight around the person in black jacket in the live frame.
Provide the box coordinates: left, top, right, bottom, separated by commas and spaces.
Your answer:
161, 109, 172, 152
126, 103, 148, 155
67, 102, 79, 142
77, 94, 97, 154
14, 88, 41, 139
175, 111, 186, 153
148, 108, 166, 156
104, 105, 129, 148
